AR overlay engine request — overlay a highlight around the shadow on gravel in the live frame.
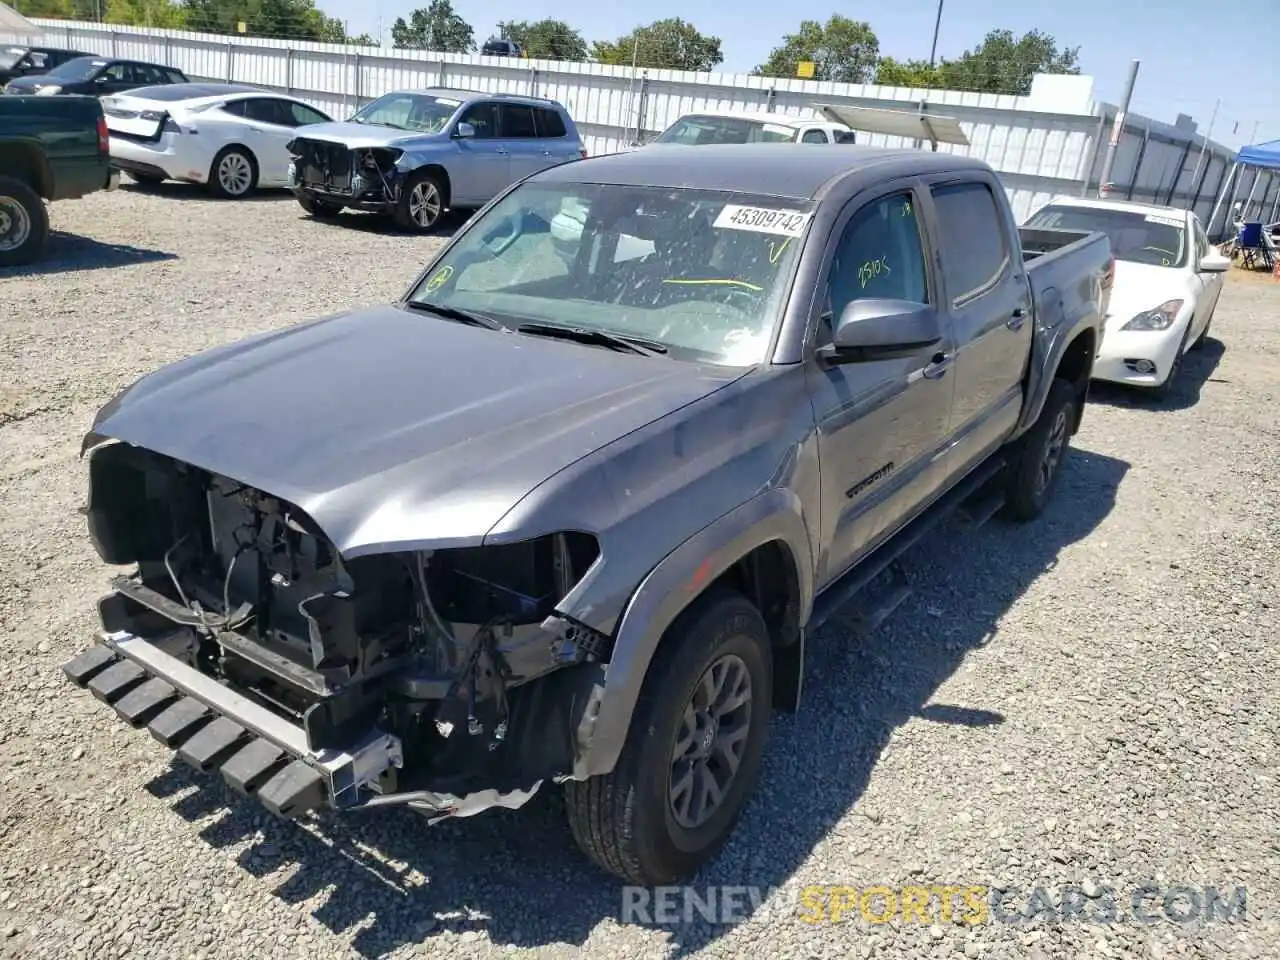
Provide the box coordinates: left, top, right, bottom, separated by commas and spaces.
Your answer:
0, 233, 177, 277
119, 181, 292, 203
297, 207, 471, 238
1088, 337, 1226, 412
142, 446, 1130, 959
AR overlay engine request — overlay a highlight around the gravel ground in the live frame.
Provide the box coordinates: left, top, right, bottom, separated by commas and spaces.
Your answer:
1, 186, 1277, 960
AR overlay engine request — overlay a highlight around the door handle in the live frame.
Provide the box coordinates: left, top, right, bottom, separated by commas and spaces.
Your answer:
1006, 307, 1027, 330
922, 351, 953, 379
541, 149, 553, 157
494, 146, 509, 154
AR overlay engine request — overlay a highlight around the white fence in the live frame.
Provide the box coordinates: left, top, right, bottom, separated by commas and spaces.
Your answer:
9, 17, 1280, 233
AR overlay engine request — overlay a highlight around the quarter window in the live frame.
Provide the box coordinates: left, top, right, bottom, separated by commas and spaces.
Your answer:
929, 181, 1010, 303
800, 128, 828, 144
534, 107, 567, 138
500, 104, 537, 138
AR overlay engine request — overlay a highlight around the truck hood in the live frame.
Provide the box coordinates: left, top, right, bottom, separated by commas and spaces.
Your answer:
88, 305, 743, 557
290, 121, 441, 149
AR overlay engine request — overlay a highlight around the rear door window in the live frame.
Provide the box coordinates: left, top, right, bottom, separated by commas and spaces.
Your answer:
499, 104, 537, 138
534, 107, 566, 138
929, 181, 1011, 304
800, 128, 829, 143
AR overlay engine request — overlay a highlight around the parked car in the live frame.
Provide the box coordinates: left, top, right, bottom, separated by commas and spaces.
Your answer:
63, 144, 1110, 885
481, 37, 524, 58
3, 56, 188, 98
1024, 196, 1228, 401
652, 110, 857, 145
0, 45, 89, 85
103, 83, 333, 199
0, 93, 118, 266
286, 87, 586, 231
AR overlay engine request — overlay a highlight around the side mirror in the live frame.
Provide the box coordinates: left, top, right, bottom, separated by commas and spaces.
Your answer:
454, 121, 476, 139
1198, 252, 1231, 273
94, 75, 108, 84
818, 299, 942, 364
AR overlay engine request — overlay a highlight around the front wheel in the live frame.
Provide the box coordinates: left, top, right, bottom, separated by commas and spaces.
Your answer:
0, 175, 50, 267
1004, 376, 1076, 521
392, 170, 446, 232
564, 588, 774, 885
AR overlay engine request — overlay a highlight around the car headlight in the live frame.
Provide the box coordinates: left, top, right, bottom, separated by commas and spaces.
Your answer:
34, 85, 62, 96
1121, 299, 1183, 331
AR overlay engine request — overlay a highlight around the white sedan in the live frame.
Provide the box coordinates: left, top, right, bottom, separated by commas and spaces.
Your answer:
1024, 197, 1229, 400
103, 83, 333, 199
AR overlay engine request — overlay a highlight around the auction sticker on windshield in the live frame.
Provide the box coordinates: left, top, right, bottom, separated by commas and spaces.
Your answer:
1144, 213, 1183, 227
715, 204, 812, 237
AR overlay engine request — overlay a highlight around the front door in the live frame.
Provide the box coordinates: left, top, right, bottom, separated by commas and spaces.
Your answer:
240, 98, 301, 184
1191, 215, 1223, 336
450, 101, 509, 204
806, 185, 957, 587
925, 177, 1032, 477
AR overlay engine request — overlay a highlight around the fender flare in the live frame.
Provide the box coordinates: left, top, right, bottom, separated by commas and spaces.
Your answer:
570, 488, 814, 779
1015, 309, 1098, 437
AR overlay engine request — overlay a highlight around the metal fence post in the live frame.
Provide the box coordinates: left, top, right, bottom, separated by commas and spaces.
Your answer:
110, 30, 118, 56
437, 60, 447, 87
353, 51, 362, 107
284, 47, 293, 94
1079, 113, 1107, 197
1097, 59, 1140, 198
528, 67, 538, 98
225, 42, 233, 82
765, 87, 776, 113
634, 74, 650, 145
1125, 121, 1151, 201
1165, 139, 1193, 206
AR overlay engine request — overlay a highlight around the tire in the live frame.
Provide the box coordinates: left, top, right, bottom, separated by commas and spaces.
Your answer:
1190, 308, 1214, 351
1144, 323, 1191, 403
128, 172, 165, 186
564, 588, 774, 885
207, 146, 258, 200
1004, 377, 1076, 522
0, 174, 50, 268
296, 193, 343, 218
392, 169, 446, 232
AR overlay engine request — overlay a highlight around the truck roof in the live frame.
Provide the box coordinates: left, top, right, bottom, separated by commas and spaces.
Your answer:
534, 143, 991, 201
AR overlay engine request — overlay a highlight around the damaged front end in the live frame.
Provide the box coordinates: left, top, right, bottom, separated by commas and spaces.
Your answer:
63, 440, 612, 823
287, 137, 406, 212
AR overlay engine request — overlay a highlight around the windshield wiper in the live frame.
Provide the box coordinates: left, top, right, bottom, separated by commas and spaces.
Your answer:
404, 300, 506, 331
515, 322, 668, 357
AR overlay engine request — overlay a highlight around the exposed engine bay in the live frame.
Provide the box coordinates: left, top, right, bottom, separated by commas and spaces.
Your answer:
287, 137, 406, 207
80, 440, 612, 815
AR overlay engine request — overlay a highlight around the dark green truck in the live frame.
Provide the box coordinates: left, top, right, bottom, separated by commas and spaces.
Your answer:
0, 93, 119, 266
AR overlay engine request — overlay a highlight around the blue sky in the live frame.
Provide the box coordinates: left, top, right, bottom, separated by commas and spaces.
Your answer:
331, 0, 1277, 150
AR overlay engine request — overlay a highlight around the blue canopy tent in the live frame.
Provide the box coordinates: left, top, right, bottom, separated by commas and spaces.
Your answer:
1208, 138, 1280, 238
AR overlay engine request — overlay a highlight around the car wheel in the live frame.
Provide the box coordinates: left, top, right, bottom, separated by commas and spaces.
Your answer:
393, 170, 446, 232
296, 193, 343, 218
0, 174, 50, 268
207, 147, 258, 200
1190, 308, 1214, 351
564, 587, 773, 885
1004, 377, 1076, 522
1145, 324, 1191, 403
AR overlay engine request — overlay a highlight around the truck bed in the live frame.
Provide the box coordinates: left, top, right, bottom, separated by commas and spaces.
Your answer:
1020, 224, 1112, 360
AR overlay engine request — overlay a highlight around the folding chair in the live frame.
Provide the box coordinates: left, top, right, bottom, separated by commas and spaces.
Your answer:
1238, 222, 1265, 269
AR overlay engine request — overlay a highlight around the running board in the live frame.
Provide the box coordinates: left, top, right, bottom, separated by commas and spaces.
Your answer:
810, 455, 1007, 632
61, 630, 404, 820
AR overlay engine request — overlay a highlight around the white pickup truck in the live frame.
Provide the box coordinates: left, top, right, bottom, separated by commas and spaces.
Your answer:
651, 109, 857, 146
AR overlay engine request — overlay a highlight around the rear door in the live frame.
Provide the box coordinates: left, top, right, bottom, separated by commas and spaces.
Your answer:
240, 97, 305, 184
497, 102, 546, 183
923, 175, 1032, 479
533, 105, 580, 165
93, 61, 134, 96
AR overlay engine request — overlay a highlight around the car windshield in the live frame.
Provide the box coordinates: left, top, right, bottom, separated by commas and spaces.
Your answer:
406, 182, 811, 365
655, 115, 797, 145
349, 92, 461, 132
48, 57, 107, 81
0, 48, 26, 69
1025, 204, 1188, 268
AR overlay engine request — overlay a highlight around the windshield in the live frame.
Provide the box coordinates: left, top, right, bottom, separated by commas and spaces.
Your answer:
349, 92, 461, 133
48, 57, 106, 82
405, 181, 812, 365
0, 48, 26, 70
656, 115, 797, 145
1026, 204, 1187, 268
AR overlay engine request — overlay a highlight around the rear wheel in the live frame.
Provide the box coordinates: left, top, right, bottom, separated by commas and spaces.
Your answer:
1004, 377, 1076, 521
564, 588, 773, 885
392, 170, 446, 232
207, 147, 257, 200
0, 175, 49, 268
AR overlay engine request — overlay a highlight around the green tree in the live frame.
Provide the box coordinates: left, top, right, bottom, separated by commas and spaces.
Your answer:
391, 0, 474, 52
873, 56, 940, 88
498, 19, 587, 61
105, 0, 187, 28
754, 15, 879, 84
592, 18, 722, 72
179, 0, 348, 42
935, 28, 1080, 96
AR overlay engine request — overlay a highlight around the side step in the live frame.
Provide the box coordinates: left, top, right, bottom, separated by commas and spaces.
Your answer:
60, 631, 404, 822
810, 455, 1007, 633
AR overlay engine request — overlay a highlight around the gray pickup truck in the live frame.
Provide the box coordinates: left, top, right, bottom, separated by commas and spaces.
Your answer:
63, 144, 1111, 886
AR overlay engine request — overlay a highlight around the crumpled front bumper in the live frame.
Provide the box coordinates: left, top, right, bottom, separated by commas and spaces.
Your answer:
62, 628, 406, 819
